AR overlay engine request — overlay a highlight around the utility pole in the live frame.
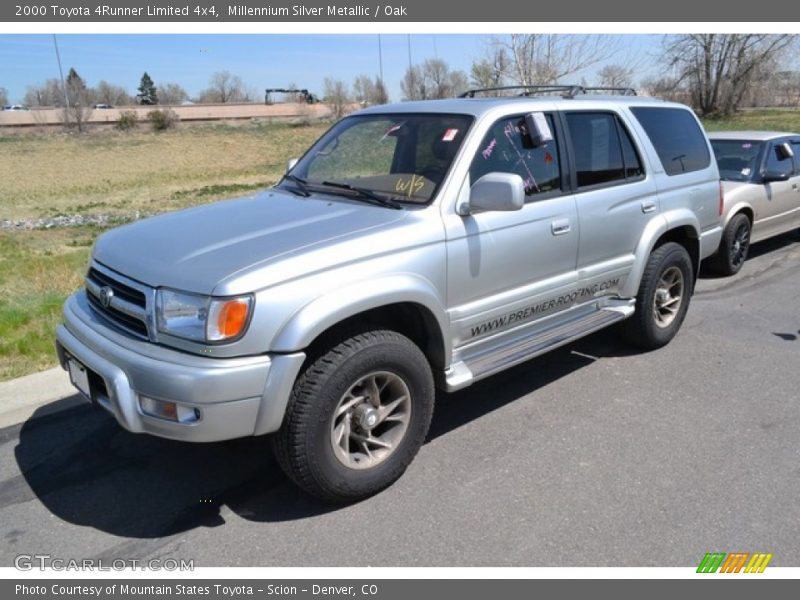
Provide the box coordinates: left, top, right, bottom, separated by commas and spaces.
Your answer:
52, 34, 70, 112
407, 34, 412, 70
377, 34, 384, 83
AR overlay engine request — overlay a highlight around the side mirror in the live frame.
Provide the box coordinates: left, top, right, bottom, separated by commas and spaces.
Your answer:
468, 173, 525, 213
777, 142, 794, 160
524, 112, 554, 148
763, 170, 790, 183
287, 158, 298, 171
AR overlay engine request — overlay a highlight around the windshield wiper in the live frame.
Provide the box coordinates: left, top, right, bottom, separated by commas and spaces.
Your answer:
320, 180, 403, 210
281, 174, 311, 197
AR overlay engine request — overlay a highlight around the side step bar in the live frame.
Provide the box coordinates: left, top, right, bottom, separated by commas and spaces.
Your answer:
443, 301, 634, 392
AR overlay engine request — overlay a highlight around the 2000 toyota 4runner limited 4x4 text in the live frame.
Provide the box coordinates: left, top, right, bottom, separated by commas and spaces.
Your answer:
56, 86, 724, 501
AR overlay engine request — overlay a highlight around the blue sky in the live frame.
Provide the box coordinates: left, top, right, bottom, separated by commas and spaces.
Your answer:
0, 34, 660, 103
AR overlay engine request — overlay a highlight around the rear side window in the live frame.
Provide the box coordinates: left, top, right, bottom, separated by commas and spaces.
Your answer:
791, 142, 800, 175
631, 107, 711, 176
565, 112, 643, 188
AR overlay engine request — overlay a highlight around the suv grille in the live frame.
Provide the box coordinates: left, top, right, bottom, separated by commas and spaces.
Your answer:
85, 267, 150, 338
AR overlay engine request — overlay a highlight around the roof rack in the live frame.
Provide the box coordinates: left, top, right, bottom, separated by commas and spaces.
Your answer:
459, 85, 638, 99
580, 86, 638, 96
459, 85, 578, 98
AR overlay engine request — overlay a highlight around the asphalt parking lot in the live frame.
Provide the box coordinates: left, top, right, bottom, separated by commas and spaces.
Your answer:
1, 232, 798, 568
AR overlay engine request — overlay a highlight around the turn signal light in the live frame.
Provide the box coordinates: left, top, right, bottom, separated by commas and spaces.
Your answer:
217, 300, 249, 338
207, 296, 252, 341
140, 396, 200, 423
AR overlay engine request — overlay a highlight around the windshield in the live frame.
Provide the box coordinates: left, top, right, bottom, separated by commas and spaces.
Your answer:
285, 113, 473, 204
711, 140, 764, 182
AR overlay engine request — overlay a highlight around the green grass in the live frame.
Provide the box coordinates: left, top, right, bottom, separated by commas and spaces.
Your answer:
1, 109, 799, 382
0, 228, 94, 380
702, 109, 800, 133
0, 120, 328, 221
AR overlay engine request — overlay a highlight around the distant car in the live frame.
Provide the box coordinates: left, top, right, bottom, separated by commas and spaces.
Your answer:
3, 104, 28, 111
708, 131, 800, 275
93, 103, 113, 109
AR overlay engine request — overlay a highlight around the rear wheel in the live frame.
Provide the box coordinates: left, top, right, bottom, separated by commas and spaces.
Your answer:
622, 242, 693, 350
712, 213, 751, 276
271, 329, 434, 503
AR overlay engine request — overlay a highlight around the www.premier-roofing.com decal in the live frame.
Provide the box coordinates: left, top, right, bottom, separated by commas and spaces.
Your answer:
469, 278, 620, 338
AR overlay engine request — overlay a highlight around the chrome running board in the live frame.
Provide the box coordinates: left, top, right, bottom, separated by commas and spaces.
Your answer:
443, 300, 634, 391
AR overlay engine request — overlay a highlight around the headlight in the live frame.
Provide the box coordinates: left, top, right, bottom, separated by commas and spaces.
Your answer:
156, 289, 253, 342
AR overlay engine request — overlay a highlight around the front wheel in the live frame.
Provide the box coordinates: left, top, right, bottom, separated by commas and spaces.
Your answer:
271, 329, 435, 503
621, 242, 694, 350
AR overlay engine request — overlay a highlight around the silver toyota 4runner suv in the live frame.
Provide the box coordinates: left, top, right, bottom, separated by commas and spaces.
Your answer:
56, 86, 723, 502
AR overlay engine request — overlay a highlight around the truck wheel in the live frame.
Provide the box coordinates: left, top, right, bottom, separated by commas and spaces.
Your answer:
271, 329, 435, 502
712, 213, 751, 276
622, 242, 693, 350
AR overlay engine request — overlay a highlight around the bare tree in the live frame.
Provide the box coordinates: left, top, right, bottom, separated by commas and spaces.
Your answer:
353, 75, 389, 105
323, 77, 351, 120
662, 34, 796, 116
63, 68, 93, 131
470, 48, 509, 93
490, 34, 620, 86
447, 70, 469, 98
159, 82, 189, 105
401, 59, 469, 100
353, 75, 375, 105
241, 85, 258, 102
772, 71, 800, 107
401, 65, 426, 100
425, 59, 468, 98
0, 87, 7, 106
94, 80, 132, 106
597, 64, 634, 89
373, 78, 389, 105
24, 79, 64, 107
423, 59, 451, 98
742, 59, 781, 107
640, 76, 687, 102
199, 70, 248, 103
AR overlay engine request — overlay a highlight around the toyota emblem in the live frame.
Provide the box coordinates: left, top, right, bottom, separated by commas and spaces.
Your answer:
99, 286, 114, 308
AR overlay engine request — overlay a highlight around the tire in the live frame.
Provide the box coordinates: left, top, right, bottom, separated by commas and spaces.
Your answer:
711, 213, 751, 276
621, 242, 694, 350
271, 329, 435, 503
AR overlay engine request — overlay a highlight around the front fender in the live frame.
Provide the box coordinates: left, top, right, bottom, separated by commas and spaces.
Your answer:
620, 209, 701, 298
270, 273, 451, 361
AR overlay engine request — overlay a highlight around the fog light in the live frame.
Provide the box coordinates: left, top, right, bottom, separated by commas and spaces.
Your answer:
139, 396, 200, 423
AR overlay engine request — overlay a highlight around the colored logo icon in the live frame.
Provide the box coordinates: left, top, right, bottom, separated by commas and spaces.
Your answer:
697, 552, 773, 573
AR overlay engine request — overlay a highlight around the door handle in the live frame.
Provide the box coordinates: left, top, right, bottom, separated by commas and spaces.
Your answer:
641, 201, 657, 213
551, 219, 571, 236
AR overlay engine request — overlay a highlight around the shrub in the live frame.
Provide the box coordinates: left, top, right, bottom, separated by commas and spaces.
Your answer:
147, 108, 179, 131
115, 110, 139, 131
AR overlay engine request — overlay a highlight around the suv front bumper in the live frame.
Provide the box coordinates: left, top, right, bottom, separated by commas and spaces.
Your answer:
55, 291, 305, 442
